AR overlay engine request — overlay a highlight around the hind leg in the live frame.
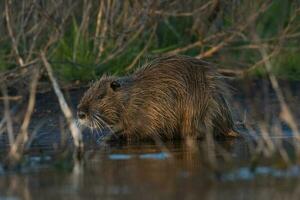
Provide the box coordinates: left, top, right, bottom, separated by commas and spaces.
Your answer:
180, 103, 204, 139
181, 95, 238, 139
210, 95, 239, 138
181, 100, 211, 139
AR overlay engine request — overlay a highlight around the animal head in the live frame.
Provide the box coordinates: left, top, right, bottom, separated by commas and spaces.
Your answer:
77, 75, 129, 131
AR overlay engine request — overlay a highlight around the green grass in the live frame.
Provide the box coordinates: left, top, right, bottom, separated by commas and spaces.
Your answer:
0, 57, 9, 71
0, 46, 15, 72
256, 0, 292, 39
274, 51, 300, 80
50, 15, 198, 81
50, 19, 97, 82
248, 51, 300, 81
0, 1, 300, 82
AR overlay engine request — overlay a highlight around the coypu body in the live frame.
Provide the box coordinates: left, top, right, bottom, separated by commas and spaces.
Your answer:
77, 55, 238, 140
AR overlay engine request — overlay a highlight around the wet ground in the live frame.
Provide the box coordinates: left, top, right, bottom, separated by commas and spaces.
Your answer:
0, 79, 300, 200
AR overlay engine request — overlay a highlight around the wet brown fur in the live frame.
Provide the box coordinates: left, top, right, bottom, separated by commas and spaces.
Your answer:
77, 55, 238, 140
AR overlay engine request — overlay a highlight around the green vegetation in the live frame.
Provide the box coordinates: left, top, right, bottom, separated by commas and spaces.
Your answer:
274, 51, 300, 80
51, 19, 98, 81
0, 0, 300, 82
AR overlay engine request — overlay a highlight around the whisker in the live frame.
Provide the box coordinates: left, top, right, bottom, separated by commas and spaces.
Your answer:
93, 114, 104, 130
93, 112, 118, 138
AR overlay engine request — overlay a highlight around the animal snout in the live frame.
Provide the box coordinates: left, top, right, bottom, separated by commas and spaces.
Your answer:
77, 106, 88, 119
77, 110, 87, 119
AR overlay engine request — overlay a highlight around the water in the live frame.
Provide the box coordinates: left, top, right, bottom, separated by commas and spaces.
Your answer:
0, 80, 300, 199
0, 139, 300, 200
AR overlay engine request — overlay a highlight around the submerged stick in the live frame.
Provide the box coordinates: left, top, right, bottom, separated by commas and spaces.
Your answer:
41, 52, 84, 155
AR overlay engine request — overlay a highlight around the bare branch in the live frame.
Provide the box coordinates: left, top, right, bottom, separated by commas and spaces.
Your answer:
4, 0, 25, 67
8, 67, 40, 162
41, 52, 84, 154
126, 25, 156, 71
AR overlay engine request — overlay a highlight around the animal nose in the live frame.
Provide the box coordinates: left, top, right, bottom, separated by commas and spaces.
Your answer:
77, 111, 87, 119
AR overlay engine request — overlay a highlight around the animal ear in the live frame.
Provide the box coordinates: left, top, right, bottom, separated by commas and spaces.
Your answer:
110, 80, 121, 91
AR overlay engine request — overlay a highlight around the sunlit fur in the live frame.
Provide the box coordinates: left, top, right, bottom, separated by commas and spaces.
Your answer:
77, 55, 238, 139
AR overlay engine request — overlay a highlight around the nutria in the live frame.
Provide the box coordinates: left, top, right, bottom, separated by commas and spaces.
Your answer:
77, 55, 238, 140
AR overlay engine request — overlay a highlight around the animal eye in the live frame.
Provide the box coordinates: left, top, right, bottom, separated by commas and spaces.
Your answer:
110, 80, 120, 91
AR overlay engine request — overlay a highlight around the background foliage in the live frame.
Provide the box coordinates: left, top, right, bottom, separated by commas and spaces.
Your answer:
0, 0, 300, 83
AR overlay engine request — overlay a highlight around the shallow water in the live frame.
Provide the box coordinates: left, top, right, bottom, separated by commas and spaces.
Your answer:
0, 139, 300, 199
1, 139, 300, 200
0, 80, 300, 200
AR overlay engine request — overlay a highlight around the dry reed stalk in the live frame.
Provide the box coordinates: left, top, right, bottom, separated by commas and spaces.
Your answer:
244, 5, 300, 77
1, 85, 15, 146
258, 123, 276, 157
4, 0, 25, 67
70, 157, 84, 192
100, 25, 145, 64
94, 0, 104, 51
152, 1, 213, 17
25, 120, 45, 151
41, 52, 84, 154
125, 25, 156, 71
193, 1, 272, 59
273, 122, 292, 164
73, 0, 92, 61
166, 32, 227, 55
8, 67, 40, 162
257, 43, 300, 151
0, 117, 6, 136
0, 96, 22, 101
244, 49, 279, 75
96, 0, 109, 62
247, 15, 300, 160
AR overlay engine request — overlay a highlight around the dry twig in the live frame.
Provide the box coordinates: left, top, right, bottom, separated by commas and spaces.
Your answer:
8, 67, 40, 162
41, 52, 84, 155
125, 25, 157, 71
